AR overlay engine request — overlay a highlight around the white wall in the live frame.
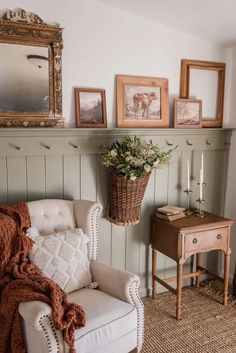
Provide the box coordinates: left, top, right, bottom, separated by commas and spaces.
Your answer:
0, 0, 230, 127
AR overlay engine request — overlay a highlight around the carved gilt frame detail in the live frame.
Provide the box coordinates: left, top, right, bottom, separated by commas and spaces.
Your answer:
0, 8, 63, 127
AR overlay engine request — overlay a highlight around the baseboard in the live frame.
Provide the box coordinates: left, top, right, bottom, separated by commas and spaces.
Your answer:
139, 285, 181, 298
139, 287, 149, 298
218, 270, 233, 285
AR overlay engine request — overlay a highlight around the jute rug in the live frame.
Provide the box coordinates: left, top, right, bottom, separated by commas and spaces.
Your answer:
142, 285, 236, 353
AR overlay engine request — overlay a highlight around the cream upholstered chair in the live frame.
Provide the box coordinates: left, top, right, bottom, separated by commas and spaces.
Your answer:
19, 199, 144, 353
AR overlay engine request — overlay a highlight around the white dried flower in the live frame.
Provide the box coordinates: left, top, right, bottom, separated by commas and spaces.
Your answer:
153, 160, 160, 167
130, 174, 137, 180
144, 164, 151, 173
109, 149, 118, 158
126, 155, 132, 162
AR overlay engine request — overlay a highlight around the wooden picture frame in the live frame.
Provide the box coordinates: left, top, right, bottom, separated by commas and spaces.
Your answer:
116, 75, 169, 128
174, 98, 202, 128
74, 88, 107, 128
180, 59, 225, 128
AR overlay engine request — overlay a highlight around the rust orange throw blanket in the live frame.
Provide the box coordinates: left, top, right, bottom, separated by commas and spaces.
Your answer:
0, 202, 85, 353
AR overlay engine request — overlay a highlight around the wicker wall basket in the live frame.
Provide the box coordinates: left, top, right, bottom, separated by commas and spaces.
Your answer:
106, 168, 150, 226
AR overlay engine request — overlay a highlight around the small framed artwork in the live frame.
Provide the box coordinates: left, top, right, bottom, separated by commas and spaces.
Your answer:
116, 75, 169, 128
174, 98, 202, 128
74, 88, 107, 128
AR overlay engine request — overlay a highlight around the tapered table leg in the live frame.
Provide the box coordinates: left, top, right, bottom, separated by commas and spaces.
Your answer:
190, 255, 194, 286
224, 253, 230, 306
176, 263, 183, 320
152, 248, 157, 299
196, 253, 201, 289
233, 262, 236, 297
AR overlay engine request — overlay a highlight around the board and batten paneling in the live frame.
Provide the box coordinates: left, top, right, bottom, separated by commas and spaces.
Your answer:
0, 128, 232, 296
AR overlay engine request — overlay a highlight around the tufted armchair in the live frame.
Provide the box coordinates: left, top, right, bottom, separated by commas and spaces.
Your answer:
19, 199, 144, 353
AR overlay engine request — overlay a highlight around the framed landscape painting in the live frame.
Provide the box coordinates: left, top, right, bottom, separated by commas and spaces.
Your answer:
174, 98, 202, 128
116, 75, 169, 128
75, 88, 107, 128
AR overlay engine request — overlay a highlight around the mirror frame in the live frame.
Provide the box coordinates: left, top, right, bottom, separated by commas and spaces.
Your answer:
0, 9, 63, 127
180, 59, 225, 128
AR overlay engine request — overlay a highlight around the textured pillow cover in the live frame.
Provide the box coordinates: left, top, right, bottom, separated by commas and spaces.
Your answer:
28, 228, 92, 293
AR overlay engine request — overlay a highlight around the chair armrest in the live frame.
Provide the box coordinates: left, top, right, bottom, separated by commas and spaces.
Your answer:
19, 301, 65, 353
19, 301, 52, 331
91, 261, 144, 351
73, 200, 103, 261
90, 260, 141, 304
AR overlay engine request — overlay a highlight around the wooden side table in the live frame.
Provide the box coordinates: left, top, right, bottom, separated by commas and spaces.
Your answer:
151, 213, 234, 320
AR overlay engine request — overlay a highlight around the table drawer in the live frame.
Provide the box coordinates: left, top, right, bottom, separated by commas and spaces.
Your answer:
185, 227, 228, 252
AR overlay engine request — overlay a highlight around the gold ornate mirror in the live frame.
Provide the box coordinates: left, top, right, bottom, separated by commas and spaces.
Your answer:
0, 8, 63, 127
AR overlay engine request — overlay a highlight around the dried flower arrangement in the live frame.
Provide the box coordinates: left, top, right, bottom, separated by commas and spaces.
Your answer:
102, 135, 175, 180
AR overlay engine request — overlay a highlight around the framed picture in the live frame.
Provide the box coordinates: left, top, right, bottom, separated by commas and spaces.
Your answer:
174, 98, 202, 128
116, 75, 169, 128
180, 59, 225, 127
74, 88, 107, 128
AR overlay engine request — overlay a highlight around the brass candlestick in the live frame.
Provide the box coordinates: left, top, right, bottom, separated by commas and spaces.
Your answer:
195, 198, 205, 217
195, 182, 206, 217
184, 189, 193, 215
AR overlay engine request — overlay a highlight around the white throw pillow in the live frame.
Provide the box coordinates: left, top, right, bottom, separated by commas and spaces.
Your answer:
28, 228, 92, 293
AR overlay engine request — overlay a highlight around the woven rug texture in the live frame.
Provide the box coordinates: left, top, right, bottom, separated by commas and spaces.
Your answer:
142, 286, 236, 353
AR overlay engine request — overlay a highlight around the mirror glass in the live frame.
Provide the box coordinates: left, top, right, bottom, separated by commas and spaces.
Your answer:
189, 68, 218, 120
0, 43, 49, 114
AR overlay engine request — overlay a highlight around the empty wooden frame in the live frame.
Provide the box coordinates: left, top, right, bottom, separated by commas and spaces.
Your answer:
180, 59, 225, 128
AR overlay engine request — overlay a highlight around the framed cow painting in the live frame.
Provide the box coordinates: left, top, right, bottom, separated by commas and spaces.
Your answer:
116, 75, 169, 128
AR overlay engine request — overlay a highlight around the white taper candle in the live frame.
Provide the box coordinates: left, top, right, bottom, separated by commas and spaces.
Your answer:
201, 153, 204, 181
187, 160, 190, 190
199, 168, 203, 200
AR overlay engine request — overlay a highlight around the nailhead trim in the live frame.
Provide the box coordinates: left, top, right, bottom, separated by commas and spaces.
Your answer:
128, 280, 144, 350
90, 204, 102, 261
39, 315, 60, 353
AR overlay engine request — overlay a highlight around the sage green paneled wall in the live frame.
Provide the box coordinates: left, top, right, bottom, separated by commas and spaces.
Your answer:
0, 128, 232, 296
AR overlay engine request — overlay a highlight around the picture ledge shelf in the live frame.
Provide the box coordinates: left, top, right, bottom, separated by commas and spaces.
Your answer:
0, 127, 233, 138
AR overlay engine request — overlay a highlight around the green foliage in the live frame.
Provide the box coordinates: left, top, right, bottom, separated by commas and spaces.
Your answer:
102, 135, 176, 180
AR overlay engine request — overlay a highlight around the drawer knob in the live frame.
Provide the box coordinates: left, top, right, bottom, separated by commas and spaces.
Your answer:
217, 234, 222, 240
192, 238, 198, 244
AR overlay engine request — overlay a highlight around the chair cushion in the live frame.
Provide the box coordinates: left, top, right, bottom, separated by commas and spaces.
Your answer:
28, 229, 91, 293
27, 199, 76, 235
67, 288, 137, 352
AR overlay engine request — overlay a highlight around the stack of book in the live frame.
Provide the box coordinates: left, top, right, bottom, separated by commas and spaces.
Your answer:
156, 205, 186, 221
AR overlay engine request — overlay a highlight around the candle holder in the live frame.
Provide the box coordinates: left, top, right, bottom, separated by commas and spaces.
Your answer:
184, 189, 193, 215
195, 198, 205, 217
195, 181, 206, 217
